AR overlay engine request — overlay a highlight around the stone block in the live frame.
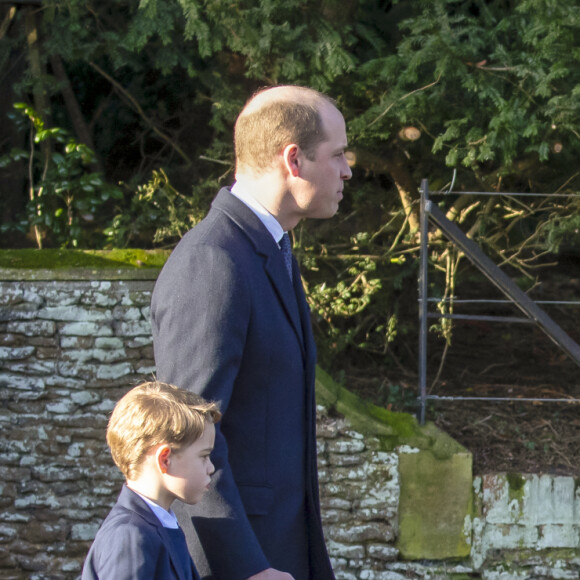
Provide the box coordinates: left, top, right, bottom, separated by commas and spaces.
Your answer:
35, 346, 61, 359
327, 522, 394, 543
136, 364, 156, 375
329, 453, 363, 467
328, 439, 366, 454
537, 524, 580, 549
335, 572, 358, 580
60, 321, 113, 337
71, 523, 100, 541
57, 361, 98, 379
96, 362, 133, 380
321, 497, 352, 511
0, 373, 45, 395
0, 525, 17, 542
9, 360, 56, 375
94, 337, 124, 350
20, 522, 68, 543
0, 466, 31, 483
70, 391, 100, 406
60, 336, 94, 349
46, 400, 78, 414
6, 320, 56, 337
367, 543, 399, 561
127, 335, 153, 348
481, 474, 580, 529
0, 332, 24, 347
79, 291, 118, 307
321, 510, 351, 524
326, 539, 366, 560
0, 346, 35, 360
360, 571, 407, 580
114, 320, 152, 337
397, 429, 473, 560
317, 420, 340, 438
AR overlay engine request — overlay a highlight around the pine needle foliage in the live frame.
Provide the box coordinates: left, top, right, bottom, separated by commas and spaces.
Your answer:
2, 0, 580, 384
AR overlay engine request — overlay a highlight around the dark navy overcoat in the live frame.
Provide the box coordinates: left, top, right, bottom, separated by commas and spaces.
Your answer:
82, 485, 200, 580
151, 189, 334, 580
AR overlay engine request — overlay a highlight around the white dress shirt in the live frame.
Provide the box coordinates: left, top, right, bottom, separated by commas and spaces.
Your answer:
230, 182, 285, 245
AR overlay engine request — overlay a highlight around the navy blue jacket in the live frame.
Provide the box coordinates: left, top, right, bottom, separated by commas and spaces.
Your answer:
82, 485, 200, 580
151, 189, 334, 580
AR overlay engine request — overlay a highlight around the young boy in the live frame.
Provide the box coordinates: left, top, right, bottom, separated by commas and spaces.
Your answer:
82, 381, 221, 580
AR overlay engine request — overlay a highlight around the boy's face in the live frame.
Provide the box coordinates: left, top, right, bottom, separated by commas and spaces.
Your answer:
166, 422, 216, 505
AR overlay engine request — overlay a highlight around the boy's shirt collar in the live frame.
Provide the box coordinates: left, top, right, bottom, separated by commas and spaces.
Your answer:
130, 488, 180, 529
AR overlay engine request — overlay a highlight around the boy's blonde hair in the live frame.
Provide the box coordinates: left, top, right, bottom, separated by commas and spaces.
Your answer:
106, 381, 221, 480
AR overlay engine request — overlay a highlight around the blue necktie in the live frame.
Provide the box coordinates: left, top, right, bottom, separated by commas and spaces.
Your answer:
279, 233, 293, 282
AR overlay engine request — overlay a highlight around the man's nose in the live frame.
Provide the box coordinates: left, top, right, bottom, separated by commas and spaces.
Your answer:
342, 159, 352, 180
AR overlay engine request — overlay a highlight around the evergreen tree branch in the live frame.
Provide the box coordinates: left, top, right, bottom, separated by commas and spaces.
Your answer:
88, 61, 192, 166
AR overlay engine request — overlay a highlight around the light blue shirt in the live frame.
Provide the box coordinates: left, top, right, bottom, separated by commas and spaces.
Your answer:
131, 489, 180, 529
230, 182, 285, 246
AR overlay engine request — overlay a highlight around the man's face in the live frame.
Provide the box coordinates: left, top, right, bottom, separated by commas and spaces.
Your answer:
293, 104, 352, 220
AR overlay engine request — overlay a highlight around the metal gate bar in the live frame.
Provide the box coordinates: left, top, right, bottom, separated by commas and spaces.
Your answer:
418, 179, 580, 424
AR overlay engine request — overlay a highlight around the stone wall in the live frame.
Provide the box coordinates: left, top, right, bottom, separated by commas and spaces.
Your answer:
0, 273, 579, 580
0, 276, 155, 579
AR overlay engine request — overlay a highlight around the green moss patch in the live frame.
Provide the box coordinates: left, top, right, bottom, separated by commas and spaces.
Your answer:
0, 249, 171, 280
397, 449, 473, 560
0, 249, 170, 269
315, 366, 465, 456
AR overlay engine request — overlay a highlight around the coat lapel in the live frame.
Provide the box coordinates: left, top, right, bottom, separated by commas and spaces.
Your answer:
263, 248, 305, 356
212, 189, 306, 357
156, 526, 197, 580
118, 486, 197, 580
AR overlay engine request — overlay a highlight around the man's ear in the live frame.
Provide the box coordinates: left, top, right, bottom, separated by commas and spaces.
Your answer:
156, 444, 172, 474
282, 144, 300, 177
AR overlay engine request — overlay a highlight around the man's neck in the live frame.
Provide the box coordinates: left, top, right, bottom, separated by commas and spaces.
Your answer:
233, 172, 295, 231
230, 182, 284, 242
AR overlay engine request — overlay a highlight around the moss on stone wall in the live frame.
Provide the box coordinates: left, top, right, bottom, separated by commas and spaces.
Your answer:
506, 472, 526, 507
0, 249, 170, 269
315, 366, 467, 458
0, 249, 170, 281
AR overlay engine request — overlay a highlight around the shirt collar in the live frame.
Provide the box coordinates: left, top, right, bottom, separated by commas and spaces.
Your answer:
131, 489, 180, 529
230, 181, 285, 244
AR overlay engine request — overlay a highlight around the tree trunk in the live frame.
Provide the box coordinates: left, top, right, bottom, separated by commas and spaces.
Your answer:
350, 147, 420, 233
50, 54, 102, 171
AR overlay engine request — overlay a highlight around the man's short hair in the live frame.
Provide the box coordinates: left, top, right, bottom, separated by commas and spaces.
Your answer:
234, 86, 336, 173
106, 381, 221, 480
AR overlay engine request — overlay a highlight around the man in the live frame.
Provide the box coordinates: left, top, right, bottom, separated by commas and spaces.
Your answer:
151, 85, 352, 580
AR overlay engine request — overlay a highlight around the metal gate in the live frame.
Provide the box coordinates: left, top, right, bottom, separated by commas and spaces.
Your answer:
418, 179, 580, 424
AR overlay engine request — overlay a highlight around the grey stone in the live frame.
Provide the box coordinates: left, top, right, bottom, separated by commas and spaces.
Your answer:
0, 346, 35, 360
7, 320, 56, 337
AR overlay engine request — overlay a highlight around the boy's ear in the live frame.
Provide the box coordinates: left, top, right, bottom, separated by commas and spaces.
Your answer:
156, 444, 172, 474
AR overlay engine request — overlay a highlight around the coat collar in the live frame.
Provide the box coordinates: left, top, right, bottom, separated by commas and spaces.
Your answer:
212, 188, 306, 355
117, 486, 197, 580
